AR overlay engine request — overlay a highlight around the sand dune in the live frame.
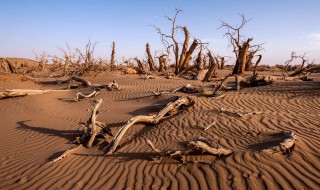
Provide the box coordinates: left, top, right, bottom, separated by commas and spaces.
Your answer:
0, 74, 319, 189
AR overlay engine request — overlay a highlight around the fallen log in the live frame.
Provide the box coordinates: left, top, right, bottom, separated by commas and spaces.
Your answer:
105, 96, 193, 154
0, 89, 70, 99
152, 84, 204, 96
147, 137, 233, 164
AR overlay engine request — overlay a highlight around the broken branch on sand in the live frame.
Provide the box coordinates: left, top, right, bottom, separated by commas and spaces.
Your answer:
76, 88, 101, 101
219, 108, 262, 117
152, 84, 204, 96
105, 96, 193, 154
0, 89, 70, 99
48, 145, 82, 164
147, 138, 233, 164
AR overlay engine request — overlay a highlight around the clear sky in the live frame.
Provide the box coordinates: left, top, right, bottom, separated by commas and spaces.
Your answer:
1, 0, 319, 65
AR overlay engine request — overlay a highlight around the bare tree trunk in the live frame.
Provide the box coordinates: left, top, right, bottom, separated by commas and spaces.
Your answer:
178, 27, 189, 69
220, 57, 225, 69
110, 42, 115, 70
245, 52, 254, 71
239, 38, 252, 75
180, 39, 199, 71
158, 55, 167, 72
203, 52, 218, 82
253, 55, 262, 75
146, 43, 156, 71
134, 57, 146, 73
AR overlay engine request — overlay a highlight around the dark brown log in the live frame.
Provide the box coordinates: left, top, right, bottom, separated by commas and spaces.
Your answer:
252, 55, 262, 75
239, 38, 252, 75
110, 42, 116, 70
220, 57, 225, 69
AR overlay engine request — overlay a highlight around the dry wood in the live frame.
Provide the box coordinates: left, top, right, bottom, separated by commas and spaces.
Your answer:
86, 99, 103, 147
110, 42, 116, 70
180, 39, 199, 70
212, 74, 232, 96
147, 137, 233, 163
204, 122, 216, 131
0, 89, 70, 99
106, 80, 120, 91
220, 108, 262, 117
146, 43, 156, 71
261, 131, 296, 155
203, 51, 218, 81
48, 145, 82, 164
76, 88, 100, 101
152, 84, 203, 96
105, 96, 192, 154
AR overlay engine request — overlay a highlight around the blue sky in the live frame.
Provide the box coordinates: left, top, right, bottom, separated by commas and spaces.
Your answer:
1, 0, 319, 65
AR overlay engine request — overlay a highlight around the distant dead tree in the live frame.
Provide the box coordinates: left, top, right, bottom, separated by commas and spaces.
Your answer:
110, 42, 116, 70
33, 50, 47, 71
220, 14, 263, 76
59, 43, 76, 71
76, 40, 96, 67
153, 9, 199, 75
203, 50, 219, 81
284, 52, 320, 77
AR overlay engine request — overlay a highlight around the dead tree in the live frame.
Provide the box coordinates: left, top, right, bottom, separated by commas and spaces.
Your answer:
153, 9, 199, 75
146, 43, 156, 71
220, 14, 263, 76
76, 40, 96, 67
110, 42, 116, 70
33, 51, 47, 71
134, 57, 147, 73
283, 52, 318, 77
220, 57, 225, 69
203, 51, 219, 82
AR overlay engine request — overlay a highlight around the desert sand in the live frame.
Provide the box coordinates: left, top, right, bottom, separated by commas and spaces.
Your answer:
0, 71, 319, 190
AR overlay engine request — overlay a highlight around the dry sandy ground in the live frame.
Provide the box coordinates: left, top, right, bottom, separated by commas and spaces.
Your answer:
0, 73, 319, 190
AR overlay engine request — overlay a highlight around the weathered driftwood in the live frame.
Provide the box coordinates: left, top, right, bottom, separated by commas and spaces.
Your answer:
147, 138, 233, 164
76, 100, 113, 147
0, 89, 69, 99
86, 99, 103, 148
152, 84, 204, 96
48, 145, 82, 164
76, 88, 100, 101
261, 131, 296, 155
105, 96, 193, 154
212, 74, 233, 96
220, 108, 262, 117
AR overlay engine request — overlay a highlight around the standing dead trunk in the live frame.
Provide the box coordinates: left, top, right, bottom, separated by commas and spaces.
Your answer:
110, 42, 116, 70
158, 55, 167, 72
245, 52, 254, 71
134, 57, 146, 73
220, 57, 225, 69
146, 43, 156, 71
203, 52, 218, 82
178, 27, 190, 69
238, 38, 252, 75
253, 55, 262, 75
180, 39, 199, 71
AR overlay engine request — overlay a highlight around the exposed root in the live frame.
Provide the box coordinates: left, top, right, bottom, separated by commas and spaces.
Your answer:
105, 96, 193, 154
106, 80, 120, 91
